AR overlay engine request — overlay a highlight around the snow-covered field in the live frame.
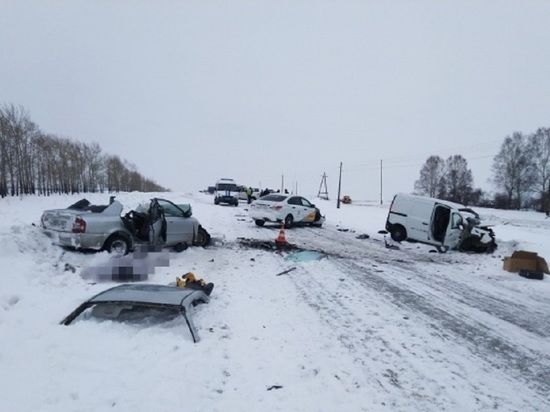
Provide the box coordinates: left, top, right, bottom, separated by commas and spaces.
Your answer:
1, 192, 549, 412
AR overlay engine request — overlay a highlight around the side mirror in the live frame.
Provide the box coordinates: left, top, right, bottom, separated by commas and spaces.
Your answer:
311, 204, 316, 208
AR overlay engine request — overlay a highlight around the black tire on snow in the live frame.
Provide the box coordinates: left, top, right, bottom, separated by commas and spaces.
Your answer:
284, 214, 294, 229
105, 235, 130, 255
255, 220, 265, 227
194, 226, 211, 247
390, 224, 406, 242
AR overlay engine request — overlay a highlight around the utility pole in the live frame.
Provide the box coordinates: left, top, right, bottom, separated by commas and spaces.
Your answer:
380, 159, 383, 205
337, 162, 342, 209
281, 174, 284, 193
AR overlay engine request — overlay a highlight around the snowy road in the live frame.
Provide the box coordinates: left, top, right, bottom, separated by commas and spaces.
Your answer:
201, 196, 550, 411
2, 192, 550, 412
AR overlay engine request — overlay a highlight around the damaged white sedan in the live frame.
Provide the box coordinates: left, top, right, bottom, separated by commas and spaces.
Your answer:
249, 194, 325, 228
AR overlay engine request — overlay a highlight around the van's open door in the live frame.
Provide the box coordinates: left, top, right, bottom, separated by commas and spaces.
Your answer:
443, 211, 464, 250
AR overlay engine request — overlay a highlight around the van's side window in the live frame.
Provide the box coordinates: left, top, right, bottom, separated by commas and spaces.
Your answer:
451, 213, 463, 229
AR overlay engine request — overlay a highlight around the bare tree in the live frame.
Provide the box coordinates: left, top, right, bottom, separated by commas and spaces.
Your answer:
444, 155, 474, 205
492, 132, 535, 209
414, 155, 446, 198
0, 104, 39, 195
527, 127, 550, 212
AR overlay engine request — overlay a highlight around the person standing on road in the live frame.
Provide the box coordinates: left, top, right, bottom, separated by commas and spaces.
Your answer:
245, 186, 253, 204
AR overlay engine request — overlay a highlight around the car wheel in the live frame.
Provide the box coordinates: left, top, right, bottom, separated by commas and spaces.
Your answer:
173, 242, 188, 253
255, 219, 265, 227
194, 226, 211, 247
214, 198, 219, 205
390, 224, 406, 242
284, 214, 294, 229
105, 235, 130, 255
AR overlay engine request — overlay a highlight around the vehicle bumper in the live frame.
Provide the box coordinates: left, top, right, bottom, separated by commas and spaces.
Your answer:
249, 210, 282, 223
216, 196, 238, 204
41, 229, 104, 250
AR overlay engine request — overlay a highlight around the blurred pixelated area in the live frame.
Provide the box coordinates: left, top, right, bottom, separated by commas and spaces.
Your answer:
80, 245, 171, 282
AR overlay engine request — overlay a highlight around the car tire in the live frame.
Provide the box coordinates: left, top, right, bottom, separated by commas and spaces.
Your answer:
105, 235, 130, 255
174, 242, 188, 253
255, 219, 265, 227
194, 226, 211, 247
390, 224, 406, 242
284, 214, 294, 229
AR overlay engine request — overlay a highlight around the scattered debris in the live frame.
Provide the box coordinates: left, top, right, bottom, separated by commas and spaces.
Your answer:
518, 270, 544, 280
237, 238, 300, 252
285, 250, 327, 262
384, 237, 400, 250
356, 234, 370, 239
275, 267, 297, 276
174, 272, 214, 296
64, 263, 76, 273
503, 250, 549, 274
267, 385, 283, 391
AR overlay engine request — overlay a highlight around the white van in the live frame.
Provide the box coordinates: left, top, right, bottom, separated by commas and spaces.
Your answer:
385, 194, 468, 252
214, 178, 239, 206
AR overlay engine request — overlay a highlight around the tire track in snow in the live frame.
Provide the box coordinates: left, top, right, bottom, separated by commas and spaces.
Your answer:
293, 227, 550, 404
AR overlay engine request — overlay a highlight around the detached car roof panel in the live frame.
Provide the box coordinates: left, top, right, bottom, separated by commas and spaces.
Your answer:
89, 283, 208, 306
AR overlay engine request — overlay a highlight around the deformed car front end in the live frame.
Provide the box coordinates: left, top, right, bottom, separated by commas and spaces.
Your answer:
457, 208, 497, 253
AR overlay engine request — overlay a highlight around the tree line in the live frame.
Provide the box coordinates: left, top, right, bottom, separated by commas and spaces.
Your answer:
0, 104, 167, 198
414, 127, 550, 211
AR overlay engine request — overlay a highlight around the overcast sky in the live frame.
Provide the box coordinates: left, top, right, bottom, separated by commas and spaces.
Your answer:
2, 1, 549, 200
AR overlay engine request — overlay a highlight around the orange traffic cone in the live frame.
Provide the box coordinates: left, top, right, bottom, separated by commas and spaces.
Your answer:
275, 223, 287, 244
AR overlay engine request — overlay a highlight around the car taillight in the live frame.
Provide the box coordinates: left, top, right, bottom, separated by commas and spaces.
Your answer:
272, 205, 283, 211
72, 217, 86, 233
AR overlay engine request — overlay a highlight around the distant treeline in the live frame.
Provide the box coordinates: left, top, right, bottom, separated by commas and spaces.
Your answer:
0, 104, 168, 198
414, 128, 550, 211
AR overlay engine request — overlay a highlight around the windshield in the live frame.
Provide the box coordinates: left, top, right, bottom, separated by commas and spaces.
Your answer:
217, 183, 237, 191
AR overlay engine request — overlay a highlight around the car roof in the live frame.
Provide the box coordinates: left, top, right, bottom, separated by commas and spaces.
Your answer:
258, 194, 289, 202
88, 284, 207, 307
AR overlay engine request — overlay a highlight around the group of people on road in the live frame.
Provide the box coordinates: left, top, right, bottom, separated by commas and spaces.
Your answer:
243, 187, 290, 204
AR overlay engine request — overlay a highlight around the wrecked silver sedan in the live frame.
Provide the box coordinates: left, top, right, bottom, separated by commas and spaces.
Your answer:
60, 283, 210, 343
40, 197, 210, 255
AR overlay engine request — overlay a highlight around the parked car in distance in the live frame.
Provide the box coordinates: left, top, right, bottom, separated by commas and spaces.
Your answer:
249, 194, 325, 228
60, 283, 210, 343
40, 197, 210, 255
214, 178, 239, 206
385, 193, 496, 253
